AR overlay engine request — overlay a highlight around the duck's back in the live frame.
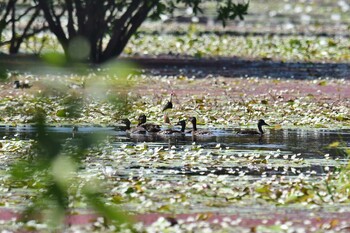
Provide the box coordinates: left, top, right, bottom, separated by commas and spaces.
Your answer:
140, 123, 161, 132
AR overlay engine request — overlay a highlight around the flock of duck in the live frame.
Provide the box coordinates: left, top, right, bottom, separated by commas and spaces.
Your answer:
120, 93, 270, 137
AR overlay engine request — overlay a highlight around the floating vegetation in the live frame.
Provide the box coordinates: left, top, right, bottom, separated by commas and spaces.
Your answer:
0, 73, 349, 231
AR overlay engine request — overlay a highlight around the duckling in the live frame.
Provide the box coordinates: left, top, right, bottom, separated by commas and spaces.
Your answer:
188, 117, 212, 135
237, 119, 269, 135
137, 114, 161, 133
120, 118, 146, 134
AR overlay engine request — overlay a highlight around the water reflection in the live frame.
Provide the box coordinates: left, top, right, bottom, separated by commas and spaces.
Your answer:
1, 125, 348, 160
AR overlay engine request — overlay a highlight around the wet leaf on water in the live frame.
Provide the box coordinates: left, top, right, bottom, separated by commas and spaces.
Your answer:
330, 219, 340, 228
328, 141, 340, 148
255, 185, 271, 195
125, 187, 135, 194
318, 80, 327, 86
314, 124, 327, 128
274, 124, 282, 130
56, 109, 67, 117
111, 195, 124, 204
196, 213, 213, 221
157, 205, 171, 212
261, 99, 268, 105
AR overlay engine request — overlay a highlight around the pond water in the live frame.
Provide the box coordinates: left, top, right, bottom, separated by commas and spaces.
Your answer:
1, 125, 349, 178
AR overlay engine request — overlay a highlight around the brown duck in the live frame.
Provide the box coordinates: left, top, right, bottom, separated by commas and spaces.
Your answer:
158, 119, 187, 135
121, 118, 147, 134
138, 114, 161, 133
237, 119, 269, 135
188, 117, 212, 135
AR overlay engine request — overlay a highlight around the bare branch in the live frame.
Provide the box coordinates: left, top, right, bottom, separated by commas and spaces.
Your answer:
37, 0, 68, 49
65, 0, 76, 37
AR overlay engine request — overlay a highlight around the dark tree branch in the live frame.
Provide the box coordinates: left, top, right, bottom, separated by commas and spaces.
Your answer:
65, 0, 76, 38
0, 26, 49, 46
11, 7, 41, 53
37, 0, 68, 50
113, 1, 158, 58
102, 0, 142, 61
2, 0, 16, 20
13, 5, 37, 22
26, 0, 248, 63
73, 0, 85, 34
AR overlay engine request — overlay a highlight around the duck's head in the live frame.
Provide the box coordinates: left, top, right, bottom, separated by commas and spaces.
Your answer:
258, 119, 269, 127
13, 80, 20, 88
188, 117, 197, 124
176, 120, 186, 127
120, 118, 131, 125
138, 114, 147, 125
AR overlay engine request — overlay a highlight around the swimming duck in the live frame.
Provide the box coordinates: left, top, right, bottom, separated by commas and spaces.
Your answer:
14, 80, 31, 89
188, 117, 212, 135
72, 126, 78, 138
176, 120, 187, 133
157, 119, 187, 135
237, 119, 269, 135
120, 118, 146, 134
137, 114, 161, 133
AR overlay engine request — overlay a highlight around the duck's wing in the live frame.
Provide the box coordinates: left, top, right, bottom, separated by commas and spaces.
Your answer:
140, 123, 161, 132
237, 129, 260, 135
130, 126, 147, 134
194, 130, 213, 135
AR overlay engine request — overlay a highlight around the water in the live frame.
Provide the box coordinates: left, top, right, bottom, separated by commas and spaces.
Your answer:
1, 125, 349, 216
2, 125, 348, 178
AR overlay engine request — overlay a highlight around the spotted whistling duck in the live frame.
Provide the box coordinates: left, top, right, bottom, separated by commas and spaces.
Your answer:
176, 120, 187, 133
162, 92, 175, 125
72, 126, 78, 138
137, 114, 161, 133
120, 118, 147, 134
237, 119, 269, 135
162, 92, 175, 112
157, 119, 187, 135
188, 117, 212, 135
14, 80, 31, 89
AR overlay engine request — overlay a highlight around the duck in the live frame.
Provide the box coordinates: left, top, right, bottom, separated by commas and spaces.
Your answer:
237, 119, 269, 135
162, 92, 175, 112
176, 120, 187, 133
72, 126, 78, 138
120, 118, 146, 134
162, 92, 175, 125
14, 80, 31, 89
157, 119, 187, 135
188, 117, 212, 135
137, 114, 161, 133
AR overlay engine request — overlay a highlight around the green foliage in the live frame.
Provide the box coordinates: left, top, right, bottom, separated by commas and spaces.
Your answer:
218, 0, 250, 26
4, 56, 136, 230
1, 0, 249, 62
